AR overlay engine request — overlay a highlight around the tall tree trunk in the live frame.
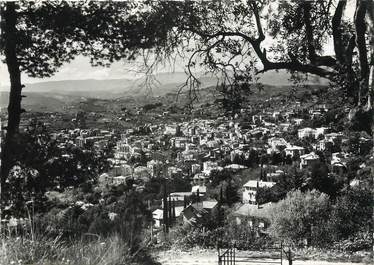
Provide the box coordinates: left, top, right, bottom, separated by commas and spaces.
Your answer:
367, 0, 374, 136
1, 2, 23, 182
366, 0, 374, 111
354, 0, 369, 106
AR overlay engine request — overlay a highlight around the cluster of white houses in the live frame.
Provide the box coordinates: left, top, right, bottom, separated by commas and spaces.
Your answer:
92, 101, 372, 235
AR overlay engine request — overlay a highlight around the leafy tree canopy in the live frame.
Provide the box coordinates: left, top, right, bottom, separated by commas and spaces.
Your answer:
150, 0, 373, 109
1, 1, 172, 77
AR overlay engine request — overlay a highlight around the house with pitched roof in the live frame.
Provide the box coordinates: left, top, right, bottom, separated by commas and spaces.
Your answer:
285, 145, 305, 158
300, 152, 320, 169
181, 200, 218, 227
232, 202, 274, 235
242, 180, 276, 204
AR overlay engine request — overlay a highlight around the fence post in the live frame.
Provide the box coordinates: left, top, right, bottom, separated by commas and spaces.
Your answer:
280, 242, 283, 265
217, 242, 221, 265
288, 248, 292, 265
233, 243, 235, 265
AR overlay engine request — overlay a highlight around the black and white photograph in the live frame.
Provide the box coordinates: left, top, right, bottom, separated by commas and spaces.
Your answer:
0, 1, 373, 265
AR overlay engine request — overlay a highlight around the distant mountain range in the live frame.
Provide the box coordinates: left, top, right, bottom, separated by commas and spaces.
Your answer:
0, 72, 220, 99
0, 70, 329, 112
0, 91, 68, 112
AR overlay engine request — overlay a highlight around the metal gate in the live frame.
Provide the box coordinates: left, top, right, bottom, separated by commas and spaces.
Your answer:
218, 245, 235, 265
218, 243, 292, 265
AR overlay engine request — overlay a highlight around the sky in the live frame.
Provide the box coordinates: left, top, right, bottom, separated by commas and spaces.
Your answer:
0, 1, 356, 87
0, 55, 188, 87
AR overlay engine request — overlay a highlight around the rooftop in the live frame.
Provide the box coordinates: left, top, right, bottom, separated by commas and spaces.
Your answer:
233, 203, 274, 219
243, 180, 276, 188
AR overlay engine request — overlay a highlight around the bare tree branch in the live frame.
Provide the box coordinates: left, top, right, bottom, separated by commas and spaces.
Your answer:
251, 1, 265, 42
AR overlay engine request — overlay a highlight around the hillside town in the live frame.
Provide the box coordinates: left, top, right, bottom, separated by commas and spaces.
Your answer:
5, 93, 367, 243
1, 1, 373, 265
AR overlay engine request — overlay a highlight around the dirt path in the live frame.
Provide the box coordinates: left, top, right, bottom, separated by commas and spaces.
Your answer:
154, 249, 369, 265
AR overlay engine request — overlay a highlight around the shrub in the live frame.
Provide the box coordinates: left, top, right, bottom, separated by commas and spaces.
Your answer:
173, 226, 226, 249
328, 187, 373, 241
332, 232, 372, 252
172, 221, 276, 251
268, 190, 332, 247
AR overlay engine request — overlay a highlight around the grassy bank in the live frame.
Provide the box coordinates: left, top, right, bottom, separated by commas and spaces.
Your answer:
0, 234, 159, 265
293, 248, 372, 264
